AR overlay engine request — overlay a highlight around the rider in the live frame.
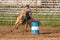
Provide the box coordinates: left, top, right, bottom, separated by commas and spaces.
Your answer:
23, 5, 32, 23
23, 5, 32, 30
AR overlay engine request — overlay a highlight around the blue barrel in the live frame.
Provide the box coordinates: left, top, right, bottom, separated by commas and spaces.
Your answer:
31, 21, 40, 34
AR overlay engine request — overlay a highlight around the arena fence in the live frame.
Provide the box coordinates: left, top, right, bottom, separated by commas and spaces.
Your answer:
0, 0, 60, 26
0, 7, 60, 26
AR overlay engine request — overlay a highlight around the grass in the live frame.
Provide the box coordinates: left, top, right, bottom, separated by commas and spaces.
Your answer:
40, 21, 60, 27
0, 13, 60, 27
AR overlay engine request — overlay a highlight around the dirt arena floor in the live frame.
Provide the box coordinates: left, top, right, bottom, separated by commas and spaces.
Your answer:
0, 26, 60, 40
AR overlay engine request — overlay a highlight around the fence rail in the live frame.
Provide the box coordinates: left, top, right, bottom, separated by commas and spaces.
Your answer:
0, 8, 60, 12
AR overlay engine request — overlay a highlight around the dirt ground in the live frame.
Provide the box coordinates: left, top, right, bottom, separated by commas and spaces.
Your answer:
0, 26, 60, 40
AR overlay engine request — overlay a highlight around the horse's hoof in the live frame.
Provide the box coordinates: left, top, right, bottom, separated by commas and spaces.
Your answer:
11, 30, 13, 32
24, 29, 28, 32
16, 27, 18, 29
26, 30, 28, 32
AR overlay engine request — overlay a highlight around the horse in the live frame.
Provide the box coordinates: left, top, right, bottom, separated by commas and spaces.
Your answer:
11, 10, 32, 32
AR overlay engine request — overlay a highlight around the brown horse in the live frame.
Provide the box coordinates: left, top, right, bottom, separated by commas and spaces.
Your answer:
11, 10, 32, 32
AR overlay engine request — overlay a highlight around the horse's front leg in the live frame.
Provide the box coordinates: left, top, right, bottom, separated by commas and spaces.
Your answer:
11, 22, 20, 32
11, 19, 22, 32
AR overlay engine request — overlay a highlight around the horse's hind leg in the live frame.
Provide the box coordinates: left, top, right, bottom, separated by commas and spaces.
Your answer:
28, 19, 32, 27
24, 22, 29, 31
